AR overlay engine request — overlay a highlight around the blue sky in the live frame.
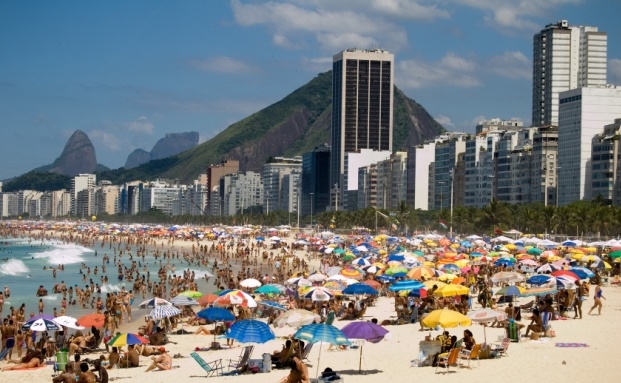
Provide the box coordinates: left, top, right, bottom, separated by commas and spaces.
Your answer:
0, 0, 619, 180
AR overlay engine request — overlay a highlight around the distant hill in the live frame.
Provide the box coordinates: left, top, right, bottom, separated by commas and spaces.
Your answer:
97, 70, 445, 185
125, 131, 200, 169
32, 130, 98, 176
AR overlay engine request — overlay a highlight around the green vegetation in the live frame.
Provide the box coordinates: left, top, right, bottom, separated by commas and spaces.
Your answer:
2, 171, 71, 192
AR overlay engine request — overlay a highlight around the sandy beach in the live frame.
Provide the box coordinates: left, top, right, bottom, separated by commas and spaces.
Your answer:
1, 227, 620, 383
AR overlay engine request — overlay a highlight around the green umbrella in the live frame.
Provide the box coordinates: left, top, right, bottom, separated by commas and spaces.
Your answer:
608, 250, 621, 259
342, 254, 355, 261
527, 248, 542, 255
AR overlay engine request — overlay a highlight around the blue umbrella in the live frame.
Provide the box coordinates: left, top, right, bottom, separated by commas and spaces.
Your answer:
294, 323, 350, 380
570, 267, 594, 279
342, 283, 378, 296
441, 264, 460, 272
388, 280, 425, 292
197, 307, 236, 322
376, 275, 395, 283
495, 259, 515, 267
527, 274, 553, 286
22, 318, 60, 332
341, 321, 390, 373
226, 319, 275, 344
255, 284, 285, 295
258, 300, 288, 311
386, 254, 405, 262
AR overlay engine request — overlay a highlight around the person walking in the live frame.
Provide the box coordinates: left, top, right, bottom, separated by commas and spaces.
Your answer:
588, 282, 606, 316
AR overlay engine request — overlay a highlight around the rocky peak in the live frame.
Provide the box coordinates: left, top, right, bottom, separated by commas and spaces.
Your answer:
49, 130, 98, 176
124, 131, 199, 169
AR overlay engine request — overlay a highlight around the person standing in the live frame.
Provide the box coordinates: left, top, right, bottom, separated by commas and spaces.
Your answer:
588, 282, 606, 316
574, 280, 586, 319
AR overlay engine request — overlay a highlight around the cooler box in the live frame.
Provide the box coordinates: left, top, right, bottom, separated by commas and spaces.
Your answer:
262, 353, 272, 373
56, 350, 68, 372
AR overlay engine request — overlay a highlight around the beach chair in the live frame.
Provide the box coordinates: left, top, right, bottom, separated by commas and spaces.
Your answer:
435, 348, 460, 374
273, 344, 295, 369
506, 322, 521, 343
190, 352, 224, 377
541, 312, 553, 335
226, 345, 253, 374
459, 343, 481, 368
299, 342, 313, 362
491, 338, 510, 357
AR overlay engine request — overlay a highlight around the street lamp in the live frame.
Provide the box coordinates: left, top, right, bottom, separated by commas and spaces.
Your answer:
297, 191, 300, 232
334, 183, 339, 212
438, 181, 445, 211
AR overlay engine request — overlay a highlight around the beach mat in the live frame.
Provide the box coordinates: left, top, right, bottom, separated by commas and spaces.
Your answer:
555, 343, 589, 348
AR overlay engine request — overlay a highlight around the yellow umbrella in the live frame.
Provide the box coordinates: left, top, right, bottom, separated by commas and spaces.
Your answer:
438, 274, 458, 282
422, 309, 472, 329
455, 259, 470, 268
433, 284, 469, 297
407, 266, 435, 280
424, 261, 436, 268
505, 244, 516, 250
450, 243, 460, 249
423, 280, 447, 289
602, 261, 612, 269
372, 262, 386, 269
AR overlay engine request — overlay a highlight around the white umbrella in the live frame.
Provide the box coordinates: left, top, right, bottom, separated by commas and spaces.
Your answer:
139, 297, 172, 309
240, 278, 262, 288
273, 309, 320, 328
149, 305, 182, 320
467, 308, 508, 342
169, 295, 199, 306
326, 274, 348, 282
54, 315, 85, 330
307, 273, 328, 282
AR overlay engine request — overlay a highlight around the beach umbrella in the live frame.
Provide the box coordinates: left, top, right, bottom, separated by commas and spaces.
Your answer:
294, 323, 351, 380
406, 266, 435, 280
307, 273, 328, 282
22, 317, 61, 332
341, 321, 390, 373
257, 300, 288, 311
422, 280, 447, 290
361, 280, 381, 289
556, 277, 577, 290
467, 308, 508, 342
495, 285, 525, 297
591, 260, 611, 270
342, 283, 378, 296
54, 315, 85, 330
608, 250, 621, 259
551, 270, 580, 281
286, 277, 313, 287
384, 266, 408, 276
76, 313, 105, 328
107, 333, 149, 347
254, 284, 285, 295
214, 290, 258, 308
422, 309, 472, 329
240, 278, 262, 289
179, 290, 203, 298
351, 257, 371, 267
340, 267, 364, 279
197, 294, 219, 307
491, 271, 525, 283
226, 319, 275, 344
170, 295, 199, 306
527, 274, 555, 286
536, 264, 560, 273
388, 280, 425, 292
522, 287, 558, 297
433, 284, 469, 297
149, 305, 181, 320
196, 307, 236, 343
300, 287, 334, 302
138, 297, 172, 309
273, 309, 320, 328
570, 267, 595, 279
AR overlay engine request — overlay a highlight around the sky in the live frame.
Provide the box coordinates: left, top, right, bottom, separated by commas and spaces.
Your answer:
1, 0, 620, 180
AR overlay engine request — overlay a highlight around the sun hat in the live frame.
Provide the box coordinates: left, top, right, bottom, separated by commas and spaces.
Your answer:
158, 346, 166, 353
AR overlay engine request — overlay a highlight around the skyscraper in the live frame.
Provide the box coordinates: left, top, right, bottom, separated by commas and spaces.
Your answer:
330, 48, 394, 203
532, 20, 607, 127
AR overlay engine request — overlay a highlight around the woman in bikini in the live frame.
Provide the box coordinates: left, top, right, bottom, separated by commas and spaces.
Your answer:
1, 356, 41, 371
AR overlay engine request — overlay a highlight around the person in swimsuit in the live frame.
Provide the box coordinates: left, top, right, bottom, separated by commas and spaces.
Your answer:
1, 356, 41, 371
145, 347, 172, 372
588, 282, 606, 316
78, 362, 98, 383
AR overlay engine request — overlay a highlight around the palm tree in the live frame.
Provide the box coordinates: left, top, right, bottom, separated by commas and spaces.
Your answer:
477, 199, 510, 233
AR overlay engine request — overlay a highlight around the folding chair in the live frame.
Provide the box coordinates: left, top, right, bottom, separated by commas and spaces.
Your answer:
226, 345, 254, 374
459, 343, 481, 368
491, 338, 510, 357
435, 348, 460, 374
299, 342, 313, 362
190, 352, 224, 377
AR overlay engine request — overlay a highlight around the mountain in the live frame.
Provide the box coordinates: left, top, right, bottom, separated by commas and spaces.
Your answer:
97, 70, 444, 185
32, 130, 98, 177
124, 131, 200, 169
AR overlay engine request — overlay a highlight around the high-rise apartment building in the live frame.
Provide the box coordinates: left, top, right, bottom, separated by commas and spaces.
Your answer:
71, 174, 96, 215
532, 20, 607, 126
330, 48, 394, 200
591, 118, 621, 205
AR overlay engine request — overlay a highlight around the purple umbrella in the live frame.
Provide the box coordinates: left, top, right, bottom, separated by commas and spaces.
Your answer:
341, 321, 390, 373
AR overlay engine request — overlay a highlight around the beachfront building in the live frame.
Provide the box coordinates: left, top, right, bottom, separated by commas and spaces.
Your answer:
205, 160, 239, 216
301, 144, 330, 219
330, 48, 394, 206
406, 141, 435, 210
591, 118, 621, 205
95, 184, 121, 215
263, 157, 302, 213
0, 192, 18, 217
140, 183, 182, 216
532, 20, 607, 127
185, 181, 209, 216
52, 190, 71, 217
376, 152, 408, 210
557, 86, 621, 206
531, 126, 560, 206
71, 174, 96, 215
430, 133, 467, 210
220, 171, 263, 216
342, 149, 392, 211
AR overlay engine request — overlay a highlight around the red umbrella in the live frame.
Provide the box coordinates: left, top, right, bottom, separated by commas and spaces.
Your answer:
197, 294, 219, 307
551, 270, 580, 280
76, 313, 105, 328
361, 280, 381, 289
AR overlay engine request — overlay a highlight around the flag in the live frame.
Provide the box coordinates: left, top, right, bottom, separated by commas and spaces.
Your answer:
439, 220, 448, 230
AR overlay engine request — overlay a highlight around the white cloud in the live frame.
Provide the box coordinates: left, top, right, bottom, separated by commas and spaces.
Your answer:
369, 0, 450, 19
188, 56, 256, 74
230, 0, 412, 51
609, 59, 621, 85
434, 114, 455, 129
127, 116, 154, 135
487, 51, 531, 79
89, 130, 122, 151
301, 56, 332, 72
454, 0, 583, 31
398, 52, 480, 89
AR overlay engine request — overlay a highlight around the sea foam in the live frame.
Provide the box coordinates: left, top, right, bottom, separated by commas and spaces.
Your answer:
31, 243, 94, 265
0, 259, 30, 276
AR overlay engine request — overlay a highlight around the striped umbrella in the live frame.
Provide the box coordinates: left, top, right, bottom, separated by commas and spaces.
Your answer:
22, 318, 60, 332
170, 295, 199, 306
149, 305, 181, 320
139, 297, 172, 309
214, 290, 258, 308
300, 287, 334, 301
107, 333, 149, 347
294, 323, 351, 380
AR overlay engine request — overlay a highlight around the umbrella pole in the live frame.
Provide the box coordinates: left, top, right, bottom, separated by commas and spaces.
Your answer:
315, 342, 322, 382
359, 343, 363, 374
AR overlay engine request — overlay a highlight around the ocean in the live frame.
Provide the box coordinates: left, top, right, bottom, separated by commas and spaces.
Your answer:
0, 236, 216, 319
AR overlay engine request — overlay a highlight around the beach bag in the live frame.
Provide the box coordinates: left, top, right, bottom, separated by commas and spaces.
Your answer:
530, 332, 539, 340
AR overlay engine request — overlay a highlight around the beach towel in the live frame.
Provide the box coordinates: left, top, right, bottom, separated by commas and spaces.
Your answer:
555, 343, 589, 348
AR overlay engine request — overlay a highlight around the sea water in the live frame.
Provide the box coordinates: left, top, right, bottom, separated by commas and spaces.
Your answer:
0, 237, 217, 319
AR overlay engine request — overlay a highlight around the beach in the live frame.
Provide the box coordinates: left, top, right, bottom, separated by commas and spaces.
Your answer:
1, 223, 620, 383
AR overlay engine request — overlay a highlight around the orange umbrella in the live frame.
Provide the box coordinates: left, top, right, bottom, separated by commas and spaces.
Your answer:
198, 294, 219, 307
362, 280, 381, 289
406, 266, 435, 281
76, 313, 105, 328
450, 277, 466, 285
